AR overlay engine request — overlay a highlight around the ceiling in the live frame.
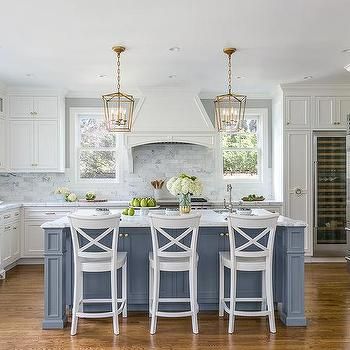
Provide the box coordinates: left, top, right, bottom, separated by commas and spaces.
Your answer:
1, 0, 350, 96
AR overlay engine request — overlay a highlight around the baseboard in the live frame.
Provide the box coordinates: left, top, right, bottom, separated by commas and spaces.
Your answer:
305, 256, 346, 263
16, 258, 44, 265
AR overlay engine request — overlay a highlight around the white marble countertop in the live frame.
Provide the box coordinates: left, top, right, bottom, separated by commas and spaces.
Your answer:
41, 208, 306, 229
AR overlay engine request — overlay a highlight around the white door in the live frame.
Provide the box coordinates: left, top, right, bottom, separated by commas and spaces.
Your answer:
285, 96, 310, 129
1, 224, 12, 266
24, 220, 44, 257
9, 96, 34, 118
11, 223, 20, 260
35, 120, 59, 170
337, 97, 350, 128
0, 118, 6, 170
8, 120, 34, 171
34, 97, 58, 119
285, 130, 312, 255
314, 97, 337, 128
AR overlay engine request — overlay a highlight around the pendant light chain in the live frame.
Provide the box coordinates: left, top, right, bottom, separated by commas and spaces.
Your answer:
116, 52, 121, 94
227, 53, 232, 95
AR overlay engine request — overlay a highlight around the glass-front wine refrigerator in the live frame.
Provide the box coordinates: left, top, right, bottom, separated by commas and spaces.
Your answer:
313, 132, 347, 256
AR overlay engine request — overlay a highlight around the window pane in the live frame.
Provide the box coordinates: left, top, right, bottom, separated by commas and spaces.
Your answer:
223, 150, 258, 178
80, 150, 117, 179
80, 116, 116, 148
222, 119, 258, 148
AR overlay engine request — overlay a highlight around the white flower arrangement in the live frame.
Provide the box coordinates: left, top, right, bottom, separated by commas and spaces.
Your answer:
54, 187, 70, 195
54, 187, 78, 202
166, 173, 203, 196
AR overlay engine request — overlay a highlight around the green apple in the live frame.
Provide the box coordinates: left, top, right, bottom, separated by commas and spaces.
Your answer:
128, 207, 135, 216
132, 198, 140, 207
140, 198, 148, 207
148, 198, 156, 207
122, 208, 129, 215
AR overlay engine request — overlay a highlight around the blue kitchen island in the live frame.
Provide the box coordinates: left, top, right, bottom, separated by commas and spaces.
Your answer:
41, 209, 307, 329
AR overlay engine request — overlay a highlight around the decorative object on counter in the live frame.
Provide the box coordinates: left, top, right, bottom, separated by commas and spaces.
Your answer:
102, 46, 134, 132
85, 191, 96, 200
214, 47, 247, 133
129, 197, 157, 207
241, 194, 265, 202
167, 173, 203, 214
151, 179, 166, 200
122, 207, 135, 217
54, 187, 77, 202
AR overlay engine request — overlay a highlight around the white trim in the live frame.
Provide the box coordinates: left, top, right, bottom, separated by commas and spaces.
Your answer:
219, 108, 268, 184
69, 107, 123, 186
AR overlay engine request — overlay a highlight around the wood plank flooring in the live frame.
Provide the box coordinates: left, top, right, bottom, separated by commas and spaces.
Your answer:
1, 263, 350, 349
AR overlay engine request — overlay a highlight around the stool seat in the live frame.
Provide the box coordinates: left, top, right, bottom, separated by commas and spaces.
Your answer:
219, 251, 267, 271
80, 252, 127, 272
149, 252, 198, 272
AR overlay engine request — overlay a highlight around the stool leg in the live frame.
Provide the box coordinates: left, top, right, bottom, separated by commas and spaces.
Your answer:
261, 270, 266, 311
266, 266, 276, 333
189, 268, 199, 334
111, 267, 119, 335
219, 256, 224, 317
150, 268, 160, 334
149, 263, 153, 317
228, 267, 236, 334
122, 260, 127, 318
71, 266, 80, 336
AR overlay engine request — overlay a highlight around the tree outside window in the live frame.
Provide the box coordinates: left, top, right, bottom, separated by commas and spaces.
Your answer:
222, 118, 261, 180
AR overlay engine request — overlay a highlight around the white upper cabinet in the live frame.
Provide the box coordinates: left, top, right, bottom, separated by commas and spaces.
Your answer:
8, 120, 34, 171
6, 92, 64, 172
0, 118, 6, 170
285, 96, 310, 129
314, 97, 337, 128
9, 96, 58, 119
337, 97, 350, 129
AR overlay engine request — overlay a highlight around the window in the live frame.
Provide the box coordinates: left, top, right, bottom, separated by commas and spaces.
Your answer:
221, 109, 267, 181
72, 108, 121, 183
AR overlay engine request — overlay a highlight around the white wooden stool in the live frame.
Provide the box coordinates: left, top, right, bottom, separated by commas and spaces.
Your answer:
148, 213, 201, 334
219, 213, 279, 333
68, 212, 127, 336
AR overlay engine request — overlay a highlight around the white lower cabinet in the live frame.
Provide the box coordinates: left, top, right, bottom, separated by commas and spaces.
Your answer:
23, 208, 72, 258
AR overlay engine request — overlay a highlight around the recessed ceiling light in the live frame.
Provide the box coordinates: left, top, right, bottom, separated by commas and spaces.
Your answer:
342, 48, 350, 53
168, 74, 177, 79
169, 46, 180, 52
345, 64, 350, 72
303, 76, 313, 80
98, 74, 107, 78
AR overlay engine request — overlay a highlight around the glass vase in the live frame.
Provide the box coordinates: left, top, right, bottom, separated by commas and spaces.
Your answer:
179, 193, 191, 214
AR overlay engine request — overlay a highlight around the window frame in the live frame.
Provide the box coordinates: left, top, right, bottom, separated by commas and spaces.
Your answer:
220, 108, 268, 184
70, 107, 122, 185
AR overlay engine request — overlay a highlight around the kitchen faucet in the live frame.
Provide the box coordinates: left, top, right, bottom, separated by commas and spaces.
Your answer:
223, 184, 234, 213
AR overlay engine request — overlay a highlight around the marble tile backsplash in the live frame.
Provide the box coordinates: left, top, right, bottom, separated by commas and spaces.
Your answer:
0, 144, 272, 202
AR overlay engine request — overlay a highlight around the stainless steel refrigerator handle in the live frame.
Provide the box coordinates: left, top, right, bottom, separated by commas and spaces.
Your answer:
345, 228, 350, 231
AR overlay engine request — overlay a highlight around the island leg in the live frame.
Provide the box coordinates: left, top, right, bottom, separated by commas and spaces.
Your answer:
279, 226, 307, 326
42, 227, 68, 329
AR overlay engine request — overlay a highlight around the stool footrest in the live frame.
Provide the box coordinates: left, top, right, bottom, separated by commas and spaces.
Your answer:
223, 297, 264, 303
155, 310, 194, 318
76, 311, 114, 319
234, 310, 270, 317
158, 297, 190, 303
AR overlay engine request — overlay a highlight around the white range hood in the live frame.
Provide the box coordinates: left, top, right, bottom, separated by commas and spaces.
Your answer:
125, 88, 217, 172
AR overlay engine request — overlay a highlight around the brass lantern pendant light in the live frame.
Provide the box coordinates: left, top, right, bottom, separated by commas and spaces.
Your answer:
102, 46, 134, 132
214, 48, 247, 133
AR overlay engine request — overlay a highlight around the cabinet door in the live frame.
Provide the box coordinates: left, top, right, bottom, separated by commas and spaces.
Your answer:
8, 120, 34, 171
337, 97, 350, 129
285, 131, 312, 254
0, 118, 6, 170
9, 96, 34, 118
33, 97, 58, 119
285, 97, 310, 129
11, 223, 20, 260
24, 220, 44, 257
35, 120, 59, 170
314, 97, 337, 128
2, 224, 12, 266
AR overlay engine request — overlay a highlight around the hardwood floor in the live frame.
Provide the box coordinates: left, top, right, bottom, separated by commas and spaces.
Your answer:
0, 264, 350, 350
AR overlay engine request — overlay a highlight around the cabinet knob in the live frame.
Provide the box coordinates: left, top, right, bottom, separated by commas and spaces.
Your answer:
286, 121, 290, 125
31, 163, 38, 167
119, 233, 123, 237
220, 233, 224, 236
225, 233, 229, 236
4, 226, 11, 230
124, 233, 129, 237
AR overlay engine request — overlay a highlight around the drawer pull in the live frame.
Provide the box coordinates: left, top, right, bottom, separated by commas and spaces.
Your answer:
3, 215, 10, 219
14, 212, 19, 216
45, 212, 57, 215
4, 226, 11, 230
13, 227, 17, 230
